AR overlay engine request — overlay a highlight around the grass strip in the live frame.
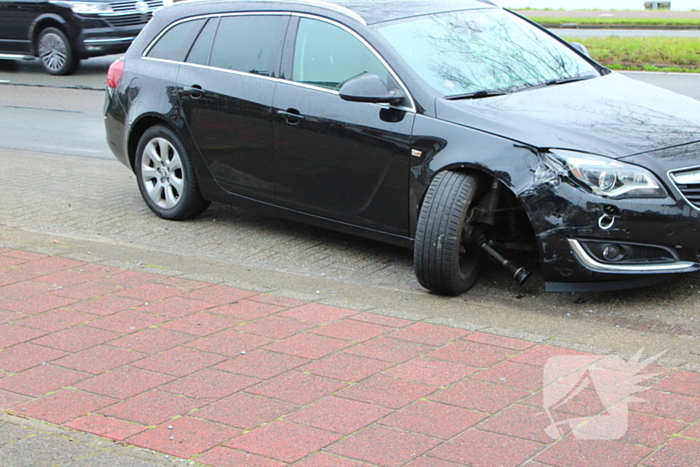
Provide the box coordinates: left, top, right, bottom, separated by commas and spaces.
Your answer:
527, 16, 700, 27
569, 36, 700, 72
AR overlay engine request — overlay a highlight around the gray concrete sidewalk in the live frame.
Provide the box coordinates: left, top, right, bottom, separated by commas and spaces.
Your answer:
0, 413, 189, 467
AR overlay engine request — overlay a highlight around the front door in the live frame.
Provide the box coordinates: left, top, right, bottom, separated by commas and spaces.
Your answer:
273, 17, 415, 236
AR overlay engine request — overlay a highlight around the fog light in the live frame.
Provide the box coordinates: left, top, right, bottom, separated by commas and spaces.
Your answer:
602, 244, 624, 262
578, 240, 677, 265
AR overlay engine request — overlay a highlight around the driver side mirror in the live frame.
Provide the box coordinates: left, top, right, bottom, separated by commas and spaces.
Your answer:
339, 73, 405, 105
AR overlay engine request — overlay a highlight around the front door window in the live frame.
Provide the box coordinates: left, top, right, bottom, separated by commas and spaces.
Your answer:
292, 18, 389, 90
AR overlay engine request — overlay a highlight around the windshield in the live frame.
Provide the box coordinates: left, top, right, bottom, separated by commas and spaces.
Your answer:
375, 8, 600, 98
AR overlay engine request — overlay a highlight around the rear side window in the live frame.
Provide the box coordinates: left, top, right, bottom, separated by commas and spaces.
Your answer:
209, 15, 286, 76
186, 17, 218, 66
146, 19, 206, 61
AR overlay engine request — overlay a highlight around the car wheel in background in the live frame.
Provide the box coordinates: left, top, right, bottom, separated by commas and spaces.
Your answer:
135, 125, 210, 220
414, 171, 484, 295
37, 27, 79, 75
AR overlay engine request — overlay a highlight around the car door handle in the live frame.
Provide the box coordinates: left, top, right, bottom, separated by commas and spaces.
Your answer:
183, 85, 205, 99
277, 109, 305, 125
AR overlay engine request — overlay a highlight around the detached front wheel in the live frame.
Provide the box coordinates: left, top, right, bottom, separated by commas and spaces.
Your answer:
135, 125, 210, 220
37, 28, 79, 75
414, 171, 484, 296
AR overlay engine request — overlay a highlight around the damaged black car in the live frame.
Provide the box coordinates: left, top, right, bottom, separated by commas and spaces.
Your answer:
104, 0, 700, 294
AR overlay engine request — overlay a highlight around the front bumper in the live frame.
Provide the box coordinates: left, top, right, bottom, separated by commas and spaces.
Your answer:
75, 20, 145, 57
80, 30, 138, 56
70, 3, 161, 58
524, 174, 700, 292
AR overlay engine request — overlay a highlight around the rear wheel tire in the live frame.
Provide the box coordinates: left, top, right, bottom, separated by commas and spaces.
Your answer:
135, 125, 210, 220
414, 171, 484, 296
37, 27, 79, 75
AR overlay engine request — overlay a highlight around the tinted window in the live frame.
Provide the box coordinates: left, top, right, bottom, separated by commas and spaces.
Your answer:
209, 15, 285, 76
186, 17, 218, 66
292, 18, 388, 90
147, 19, 205, 61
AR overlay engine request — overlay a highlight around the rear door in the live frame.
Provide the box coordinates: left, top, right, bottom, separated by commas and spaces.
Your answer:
177, 14, 289, 203
272, 16, 415, 236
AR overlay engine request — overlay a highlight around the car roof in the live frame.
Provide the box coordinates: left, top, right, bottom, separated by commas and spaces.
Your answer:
328, 0, 499, 24
167, 0, 498, 25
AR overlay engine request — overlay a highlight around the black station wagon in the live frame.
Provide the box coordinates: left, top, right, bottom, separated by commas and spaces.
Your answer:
104, 0, 700, 295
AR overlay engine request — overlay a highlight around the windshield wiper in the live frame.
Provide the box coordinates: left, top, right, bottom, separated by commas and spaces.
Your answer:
545, 74, 598, 86
446, 90, 509, 100
446, 74, 597, 99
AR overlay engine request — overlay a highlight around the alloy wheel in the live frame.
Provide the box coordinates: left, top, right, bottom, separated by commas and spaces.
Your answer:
140, 137, 185, 209
39, 32, 68, 74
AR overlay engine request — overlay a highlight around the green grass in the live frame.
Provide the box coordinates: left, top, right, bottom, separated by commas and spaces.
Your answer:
570, 36, 700, 71
526, 17, 700, 27
606, 64, 700, 72
518, 8, 700, 12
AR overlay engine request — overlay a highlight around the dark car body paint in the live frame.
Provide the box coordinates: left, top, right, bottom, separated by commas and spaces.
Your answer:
105, 0, 700, 291
435, 73, 700, 158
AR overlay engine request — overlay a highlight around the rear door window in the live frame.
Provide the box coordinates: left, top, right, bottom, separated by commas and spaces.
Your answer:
185, 17, 218, 66
209, 15, 287, 77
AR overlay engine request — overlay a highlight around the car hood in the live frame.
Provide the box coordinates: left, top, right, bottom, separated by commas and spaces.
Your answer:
435, 72, 700, 159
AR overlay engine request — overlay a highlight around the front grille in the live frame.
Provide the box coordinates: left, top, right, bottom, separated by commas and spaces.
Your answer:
670, 167, 700, 209
102, 0, 163, 26
675, 183, 700, 208
110, 0, 163, 12
105, 12, 153, 26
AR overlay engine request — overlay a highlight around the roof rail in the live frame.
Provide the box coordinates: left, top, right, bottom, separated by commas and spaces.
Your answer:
285, 0, 366, 24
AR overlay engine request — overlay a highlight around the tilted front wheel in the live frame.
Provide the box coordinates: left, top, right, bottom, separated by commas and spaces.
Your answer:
414, 171, 484, 296
135, 125, 210, 220
37, 28, 79, 75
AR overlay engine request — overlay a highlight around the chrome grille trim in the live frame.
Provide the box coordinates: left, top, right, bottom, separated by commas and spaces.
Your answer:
670, 166, 700, 210
109, 0, 163, 12
104, 12, 154, 26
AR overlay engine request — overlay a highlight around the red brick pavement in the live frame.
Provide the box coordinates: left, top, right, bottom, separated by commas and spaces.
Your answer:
0, 246, 698, 466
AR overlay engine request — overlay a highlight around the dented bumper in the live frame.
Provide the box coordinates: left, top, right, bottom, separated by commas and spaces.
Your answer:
522, 171, 700, 292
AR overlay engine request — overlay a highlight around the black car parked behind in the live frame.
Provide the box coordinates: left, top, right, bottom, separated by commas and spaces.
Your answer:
0, 0, 163, 74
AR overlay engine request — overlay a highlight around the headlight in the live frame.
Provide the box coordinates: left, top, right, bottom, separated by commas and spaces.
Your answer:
547, 149, 667, 199
51, 1, 113, 13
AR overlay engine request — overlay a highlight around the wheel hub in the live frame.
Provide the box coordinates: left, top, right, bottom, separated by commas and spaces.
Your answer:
157, 166, 171, 184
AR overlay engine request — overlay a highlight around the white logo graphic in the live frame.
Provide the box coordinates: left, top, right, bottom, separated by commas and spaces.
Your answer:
543, 349, 664, 440
135, 0, 149, 14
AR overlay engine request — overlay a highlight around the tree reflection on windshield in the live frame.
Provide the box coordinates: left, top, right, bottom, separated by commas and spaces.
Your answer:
376, 8, 600, 97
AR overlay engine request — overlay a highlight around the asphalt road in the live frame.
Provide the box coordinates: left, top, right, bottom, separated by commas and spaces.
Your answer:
0, 56, 112, 159
1, 55, 700, 368
555, 28, 700, 37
